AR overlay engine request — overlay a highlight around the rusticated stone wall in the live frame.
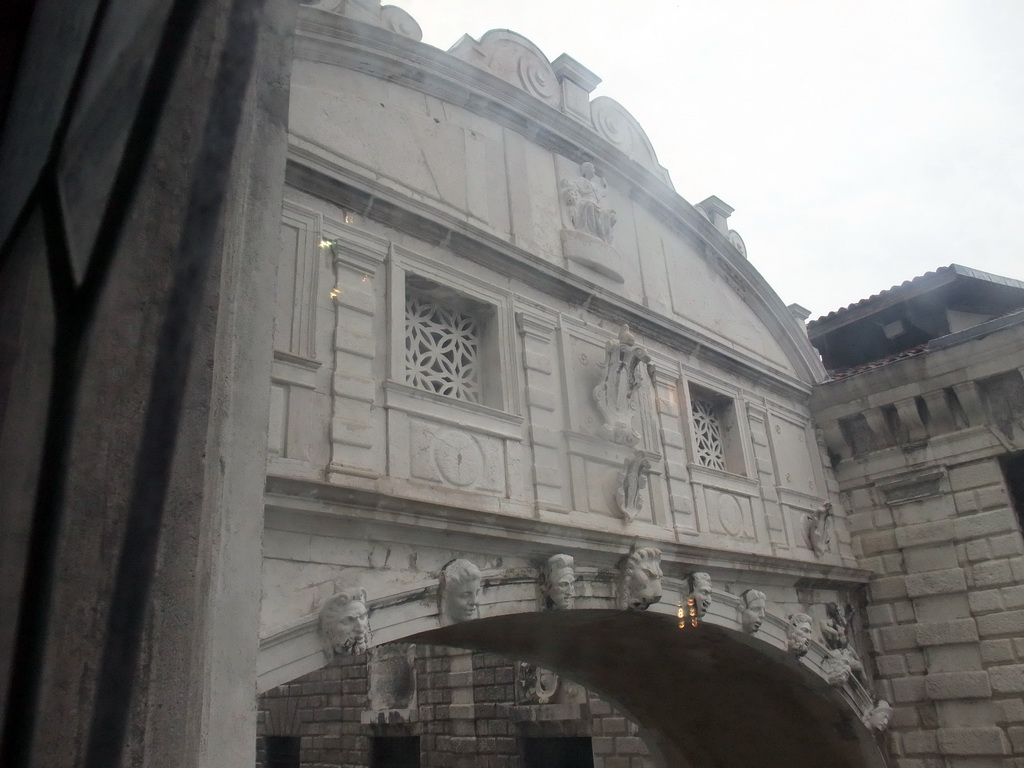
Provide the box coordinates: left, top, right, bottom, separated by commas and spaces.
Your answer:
257, 647, 652, 768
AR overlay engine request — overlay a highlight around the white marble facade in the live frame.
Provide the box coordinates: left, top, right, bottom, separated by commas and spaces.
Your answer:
259, 1, 873, 716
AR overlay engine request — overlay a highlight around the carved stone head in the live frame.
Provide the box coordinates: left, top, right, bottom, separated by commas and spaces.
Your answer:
688, 572, 713, 617
439, 559, 482, 625
321, 587, 371, 657
739, 589, 767, 633
822, 648, 852, 686
862, 700, 893, 732
541, 554, 576, 610
616, 547, 663, 611
787, 613, 814, 657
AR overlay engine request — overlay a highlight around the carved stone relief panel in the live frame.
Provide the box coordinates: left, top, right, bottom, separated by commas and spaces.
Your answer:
368, 643, 417, 713
704, 488, 757, 540
408, 420, 505, 494
558, 160, 624, 282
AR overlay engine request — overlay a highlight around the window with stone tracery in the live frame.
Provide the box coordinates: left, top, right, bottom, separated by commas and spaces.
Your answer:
405, 292, 482, 403
687, 384, 747, 475
691, 397, 727, 471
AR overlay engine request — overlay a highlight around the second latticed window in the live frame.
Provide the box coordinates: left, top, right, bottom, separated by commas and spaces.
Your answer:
404, 274, 497, 407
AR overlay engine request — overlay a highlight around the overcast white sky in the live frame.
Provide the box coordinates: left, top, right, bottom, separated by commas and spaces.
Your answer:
398, 0, 1024, 319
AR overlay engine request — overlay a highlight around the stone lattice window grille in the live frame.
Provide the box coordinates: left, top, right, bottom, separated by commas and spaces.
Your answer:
691, 397, 727, 471
405, 291, 482, 404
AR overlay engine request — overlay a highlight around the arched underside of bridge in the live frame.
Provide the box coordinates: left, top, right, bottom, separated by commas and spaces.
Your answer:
405, 610, 885, 768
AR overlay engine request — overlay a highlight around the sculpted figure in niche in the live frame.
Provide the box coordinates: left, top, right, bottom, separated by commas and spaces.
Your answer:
616, 547, 663, 611
562, 161, 616, 244
787, 612, 814, 657
321, 587, 371, 658
688, 572, 713, 618
739, 588, 767, 633
541, 554, 576, 610
821, 602, 866, 681
862, 700, 893, 732
439, 559, 482, 625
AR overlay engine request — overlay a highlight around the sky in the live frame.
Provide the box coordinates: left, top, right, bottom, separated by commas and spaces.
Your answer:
397, 0, 1024, 319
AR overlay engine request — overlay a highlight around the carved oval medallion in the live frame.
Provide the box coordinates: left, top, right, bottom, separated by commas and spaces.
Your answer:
717, 493, 744, 537
434, 430, 484, 487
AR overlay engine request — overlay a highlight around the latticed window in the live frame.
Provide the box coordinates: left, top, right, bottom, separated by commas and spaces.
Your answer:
405, 293, 481, 403
692, 397, 726, 471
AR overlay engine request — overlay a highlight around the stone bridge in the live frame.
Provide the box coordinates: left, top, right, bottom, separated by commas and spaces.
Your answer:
253, 4, 888, 766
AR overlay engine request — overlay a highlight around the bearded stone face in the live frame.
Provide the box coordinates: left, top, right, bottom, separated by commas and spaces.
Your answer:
323, 595, 371, 656
787, 613, 814, 656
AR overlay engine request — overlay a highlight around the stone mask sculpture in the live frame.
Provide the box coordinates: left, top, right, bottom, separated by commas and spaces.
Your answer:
439, 558, 482, 625
862, 700, 893, 732
787, 612, 814, 657
541, 554, 575, 610
688, 572, 713, 618
616, 547, 663, 611
739, 588, 767, 633
321, 587, 371, 657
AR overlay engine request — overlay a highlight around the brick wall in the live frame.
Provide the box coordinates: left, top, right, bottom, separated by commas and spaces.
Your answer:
257, 647, 654, 767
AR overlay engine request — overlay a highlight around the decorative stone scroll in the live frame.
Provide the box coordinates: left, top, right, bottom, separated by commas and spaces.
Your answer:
321, 587, 371, 658
688, 572, 713, 618
615, 451, 651, 521
540, 554, 576, 610
306, 0, 423, 41
787, 613, 813, 658
738, 589, 766, 634
807, 501, 834, 557
448, 30, 561, 109
861, 700, 893, 732
616, 547, 663, 611
589, 96, 672, 186
593, 325, 654, 446
439, 559, 482, 625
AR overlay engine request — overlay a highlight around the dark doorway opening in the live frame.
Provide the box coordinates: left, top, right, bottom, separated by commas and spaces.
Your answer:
1000, 450, 1024, 531
523, 736, 595, 768
264, 736, 300, 768
371, 736, 420, 768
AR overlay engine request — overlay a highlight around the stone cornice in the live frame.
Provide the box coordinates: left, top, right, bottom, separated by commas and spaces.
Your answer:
264, 474, 872, 586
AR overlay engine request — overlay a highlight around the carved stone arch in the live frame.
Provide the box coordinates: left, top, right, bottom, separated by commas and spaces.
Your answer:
448, 30, 561, 109
590, 96, 672, 186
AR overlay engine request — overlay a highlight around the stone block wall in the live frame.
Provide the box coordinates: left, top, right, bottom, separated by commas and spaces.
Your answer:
257, 647, 652, 768
840, 458, 1024, 764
